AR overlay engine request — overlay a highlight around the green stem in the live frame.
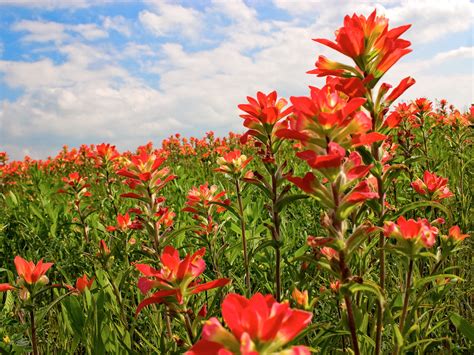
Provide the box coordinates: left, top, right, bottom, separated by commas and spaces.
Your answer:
30, 309, 39, 355
235, 178, 251, 295
271, 172, 282, 302
395, 258, 414, 355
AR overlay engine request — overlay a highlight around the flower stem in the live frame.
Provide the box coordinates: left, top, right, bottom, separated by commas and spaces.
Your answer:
271, 172, 282, 301
183, 311, 194, 344
395, 257, 414, 355
235, 178, 251, 295
375, 173, 386, 355
30, 309, 38, 355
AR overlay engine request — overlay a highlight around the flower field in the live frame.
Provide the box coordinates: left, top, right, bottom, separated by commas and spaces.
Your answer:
0, 10, 473, 355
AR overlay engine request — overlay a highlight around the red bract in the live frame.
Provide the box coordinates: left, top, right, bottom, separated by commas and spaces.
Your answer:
411, 171, 454, 200
187, 293, 312, 355
276, 83, 385, 152
238, 91, 292, 144
58, 172, 92, 197
14, 256, 53, 285
215, 150, 252, 176
75, 274, 94, 293
384, 216, 438, 250
183, 184, 229, 236
135, 246, 230, 314
312, 10, 411, 80
447, 226, 469, 242
0, 284, 15, 292
108, 213, 143, 231
117, 150, 176, 199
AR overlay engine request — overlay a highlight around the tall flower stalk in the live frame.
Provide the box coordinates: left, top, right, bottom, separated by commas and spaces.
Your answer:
238, 91, 293, 301
308, 10, 415, 353
215, 150, 253, 294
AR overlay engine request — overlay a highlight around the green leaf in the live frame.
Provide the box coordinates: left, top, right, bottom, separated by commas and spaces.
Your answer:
275, 194, 308, 213
450, 313, 474, 343
209, 201, 241, 220
349, 280, 384, 304
388, 200, 452, 223
64, 297, 85, 337
413, 274, 462, 289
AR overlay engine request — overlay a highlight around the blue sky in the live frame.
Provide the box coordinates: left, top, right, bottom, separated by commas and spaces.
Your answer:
0, 0, 472, 160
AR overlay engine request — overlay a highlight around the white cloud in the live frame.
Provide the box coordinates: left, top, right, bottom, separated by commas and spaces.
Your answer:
73, 24, 108, 40
139, 2, 202, 39
1, 0, 473, 160
11, 20, 68, 43
0, 0, 102, 9
385, 0, 473, 43
102, 15, 132, 37
11, 20, 108, 43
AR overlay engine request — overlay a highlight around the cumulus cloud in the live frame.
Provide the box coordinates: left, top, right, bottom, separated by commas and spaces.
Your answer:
11, 20, 108, 43
102, 15, 132, 37
0, 0, 472, 160
139, 1, 202, 39
0, 0, 102, 9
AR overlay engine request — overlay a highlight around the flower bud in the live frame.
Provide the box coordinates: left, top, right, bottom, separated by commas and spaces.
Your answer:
37, 275, 49, 286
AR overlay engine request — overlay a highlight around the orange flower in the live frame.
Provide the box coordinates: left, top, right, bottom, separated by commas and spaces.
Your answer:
411, 171, 454, 200
135, 246, 230, 314
75, 274, 95, 293
447, 226, 469, 242
14, 256, 53, 285
384, 216, 438, 249
312, 10, 411, 79
187, 293, 312, 355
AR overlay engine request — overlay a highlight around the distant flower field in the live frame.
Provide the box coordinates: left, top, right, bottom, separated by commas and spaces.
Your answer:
0, 10, 473, 354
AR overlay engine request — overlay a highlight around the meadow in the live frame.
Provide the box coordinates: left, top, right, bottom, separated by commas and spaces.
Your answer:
0, 10, 473, 355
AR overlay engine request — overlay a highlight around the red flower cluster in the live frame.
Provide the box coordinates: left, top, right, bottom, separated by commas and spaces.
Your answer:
135, 246, 230, 314
183, 183, 229, 236
311, 10, 412, 80
238, 91, 293, 153
411, 171, 454, 200
117, 149, 176, 200
384, 216, 439, 252
188, 293, 312, 355
277, 82, 385, 152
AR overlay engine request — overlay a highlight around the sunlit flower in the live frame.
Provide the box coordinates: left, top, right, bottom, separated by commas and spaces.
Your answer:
135, 246, 230, 314
411, 171, 454, 200
187, 293, 312, 355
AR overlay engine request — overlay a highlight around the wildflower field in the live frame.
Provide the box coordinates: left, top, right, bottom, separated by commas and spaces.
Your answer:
0, 10, 473, 355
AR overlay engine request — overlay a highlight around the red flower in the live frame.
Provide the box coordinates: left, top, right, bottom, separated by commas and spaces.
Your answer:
411, 171, 454, 200
117, 150, 176, 199
313, 10, 411, 79
187, 293, 312, 355
215, 150, 252, 176
14, 256, 53, 285
385, 77, 416, 104
447, 226, 469, 242
135, 246, 230, 314
384, 216, 438, 249
75, 274, 94, 293
238, 91, 292, 144
0, 284, 15, 292
277, 83, 383, 152
98, 239, 111, 256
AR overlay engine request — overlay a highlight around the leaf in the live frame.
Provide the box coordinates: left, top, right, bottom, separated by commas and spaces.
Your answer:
275, 194, 308, 213
450, 313, 474, 343
251, 239, 279, 259
413, 274, 462, 289
349, 280, 384, 304
388, 200, 452, 223
64, 297, 85, 337
209, 201, 241, 220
